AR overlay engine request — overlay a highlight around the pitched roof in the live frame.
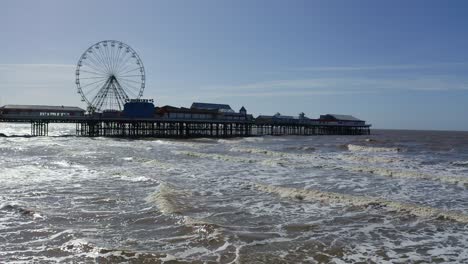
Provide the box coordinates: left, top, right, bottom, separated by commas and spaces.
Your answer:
240, 106, 246, 111
191, 102, 232, 111
1, 105, 85, 112
324, 114, 363, 121
157, 105, 218, 114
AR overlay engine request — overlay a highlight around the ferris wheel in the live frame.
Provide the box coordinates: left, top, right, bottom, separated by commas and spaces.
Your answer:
75, 40, 145, 112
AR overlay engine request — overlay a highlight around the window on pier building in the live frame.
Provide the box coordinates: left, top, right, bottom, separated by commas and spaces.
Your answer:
39, 112, 71, 117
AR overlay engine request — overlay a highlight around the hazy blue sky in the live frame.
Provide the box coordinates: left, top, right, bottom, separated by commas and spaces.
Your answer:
1, 0, 467, 130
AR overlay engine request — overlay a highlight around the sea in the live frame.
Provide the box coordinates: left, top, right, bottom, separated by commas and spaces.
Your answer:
1, 123, 468, 263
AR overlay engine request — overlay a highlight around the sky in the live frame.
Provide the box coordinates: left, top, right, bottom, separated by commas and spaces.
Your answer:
1, 0, 467, 130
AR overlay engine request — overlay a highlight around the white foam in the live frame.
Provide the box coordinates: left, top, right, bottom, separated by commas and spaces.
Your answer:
254, 183, 468, 223
349, 166, 468, 186
230, 147, 287, 157
173, 150, 256, 163
147, 183, 194, 215
347, 144, 402, 153
452, 161, 468, 167
341, 154, 404, 164
115, 174, 156, 182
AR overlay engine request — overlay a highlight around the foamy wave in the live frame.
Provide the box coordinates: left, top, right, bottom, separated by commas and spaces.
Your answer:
259, 159, 290, 167
174, 150, 256, 163
61, 239, 95, 254
141, 159, 174, 170
349, 166, 468, 186
284, 146, 315, 152
254, 183, 468, 223
218, 137, 264, 144
115, 174, 156, 182
147, 183, 194, 215
230, 147, 287, 157
452, 161, 468, 167
347, 144, 402, 153
341, 155, 403, 164
60, 238, 166, 261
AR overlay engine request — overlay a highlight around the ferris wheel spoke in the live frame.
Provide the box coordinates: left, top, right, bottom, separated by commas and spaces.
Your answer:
107, 43, 118, 74
113, 47, 124, 73
111, 44, 122, 73
119, 85, 137, 98
84, 81, 107, 97
79, 76, 108, 80
79, 78, 108, 89
118, 74, 143, 78
117, 80, 143, 96
116, 63, 133, 76
118, 67, 142, 76
107, 44, 116, 73
86, 56, 108, 74
89, 48, 107, 73
103, 44, 114, 73
118, 84, 143, 96
90, 51, 109, 75
115, 49, 129, 72
125, 89, 138, 98
117, 77, 142, 84
81, 62, 109, 76
115, 53, 133, 74
116, 77, 142, 91
95, 47, 112, 74
102, 45, 114, 74
78, 69, 108, 76
114, 80, 131, 100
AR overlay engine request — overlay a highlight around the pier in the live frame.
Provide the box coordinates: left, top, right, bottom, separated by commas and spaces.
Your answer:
0, 114, 370, 137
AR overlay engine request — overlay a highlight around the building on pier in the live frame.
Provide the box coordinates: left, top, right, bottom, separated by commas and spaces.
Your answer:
0, 105, 85, 117
319, 114, 366, 126
190, 102, 234, 113
123, 99, 155, 118
155, 103, 253, 121
256, 112, 317, 125
155, 105, 219, 120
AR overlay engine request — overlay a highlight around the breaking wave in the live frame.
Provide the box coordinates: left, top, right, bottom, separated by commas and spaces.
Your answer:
254, 183, 468, 223
174, 150, 256, 163
340, 155, 404, 164
230, 147, 289, 157
347, 144, 402, 153
60, 238, 168, 262
284, 146, 315, 152
348, 166, 468, 187
452, 161, 468, 168
147, 183, 194, 215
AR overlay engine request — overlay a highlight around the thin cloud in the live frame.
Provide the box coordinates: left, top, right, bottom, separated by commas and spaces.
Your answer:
199, 76, 468, 98
0, 64, 75, 69
292, 62, 468, 72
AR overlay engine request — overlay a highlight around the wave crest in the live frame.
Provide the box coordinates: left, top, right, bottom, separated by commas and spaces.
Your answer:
452, 161, 468, 167
347, 144, 402, 153
254, 183, 468, 223
349, 166, 468, 186
147, 183, 194, 215
174, 150, 256, 163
